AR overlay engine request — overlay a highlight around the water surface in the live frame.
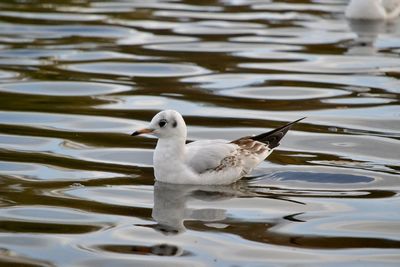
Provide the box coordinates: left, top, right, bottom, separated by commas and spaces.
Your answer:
0, 0, 399, 266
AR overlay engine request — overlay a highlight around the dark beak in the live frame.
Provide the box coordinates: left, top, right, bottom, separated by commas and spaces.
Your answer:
131, 128, 154, 136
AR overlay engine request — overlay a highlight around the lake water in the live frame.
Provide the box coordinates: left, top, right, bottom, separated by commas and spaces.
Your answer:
0, 0, 399, 266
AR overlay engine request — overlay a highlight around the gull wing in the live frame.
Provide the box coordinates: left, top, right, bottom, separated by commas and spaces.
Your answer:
185, 140, 238, 174
185, 118, 305, 175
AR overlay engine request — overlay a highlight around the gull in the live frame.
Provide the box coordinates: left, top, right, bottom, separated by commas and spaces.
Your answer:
132, 110, 304, 185
345, 0, 400, 20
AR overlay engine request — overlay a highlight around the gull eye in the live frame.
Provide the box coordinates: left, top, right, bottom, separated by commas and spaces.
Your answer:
158, 119, 167, 128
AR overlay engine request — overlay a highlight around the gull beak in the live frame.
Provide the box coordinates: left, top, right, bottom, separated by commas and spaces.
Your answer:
131, 128, 154, 136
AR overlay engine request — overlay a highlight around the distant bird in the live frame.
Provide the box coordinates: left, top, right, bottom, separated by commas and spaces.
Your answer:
345, 0, 400, 20
131, 110, 304, 185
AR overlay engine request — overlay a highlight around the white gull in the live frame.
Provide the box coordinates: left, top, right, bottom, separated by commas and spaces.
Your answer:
132, 110, 304, 185
345, 0, 400, 20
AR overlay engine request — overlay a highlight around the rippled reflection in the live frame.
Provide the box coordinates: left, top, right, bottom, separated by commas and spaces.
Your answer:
150, 182, 236, 234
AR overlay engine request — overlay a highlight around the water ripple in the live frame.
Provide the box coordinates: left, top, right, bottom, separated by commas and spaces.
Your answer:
0, 0, 399, 266
62, 62, 211, 77
0, 81, 132, 96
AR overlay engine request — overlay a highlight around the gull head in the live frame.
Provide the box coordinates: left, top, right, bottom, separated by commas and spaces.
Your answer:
131, 110, 187, 139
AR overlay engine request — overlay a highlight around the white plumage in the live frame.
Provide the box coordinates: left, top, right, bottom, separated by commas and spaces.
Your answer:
132, 110, 303, 185
345, 0, 400, 20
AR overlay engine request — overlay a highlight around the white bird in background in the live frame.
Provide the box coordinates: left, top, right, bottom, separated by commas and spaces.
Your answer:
345, 0, 400, 20
131, 110, 304, 185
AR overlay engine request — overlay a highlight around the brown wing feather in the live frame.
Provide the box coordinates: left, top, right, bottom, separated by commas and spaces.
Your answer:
231, 117, 305, 150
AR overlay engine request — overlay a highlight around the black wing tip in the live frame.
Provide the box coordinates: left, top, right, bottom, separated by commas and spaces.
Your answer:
289, 116, 306, 125
251, 117, 306, 148
298, 116, 307, 121
277, 117, 307, 131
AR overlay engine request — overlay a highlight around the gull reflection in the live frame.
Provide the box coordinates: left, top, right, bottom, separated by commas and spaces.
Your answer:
346, 19, 398, 55
147, 178, 305, 235
151, 181, 245, 235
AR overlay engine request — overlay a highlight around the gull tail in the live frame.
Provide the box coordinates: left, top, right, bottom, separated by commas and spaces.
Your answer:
251, 117, 305, 149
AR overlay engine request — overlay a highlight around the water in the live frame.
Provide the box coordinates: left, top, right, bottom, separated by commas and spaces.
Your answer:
0, 0, 399, 266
